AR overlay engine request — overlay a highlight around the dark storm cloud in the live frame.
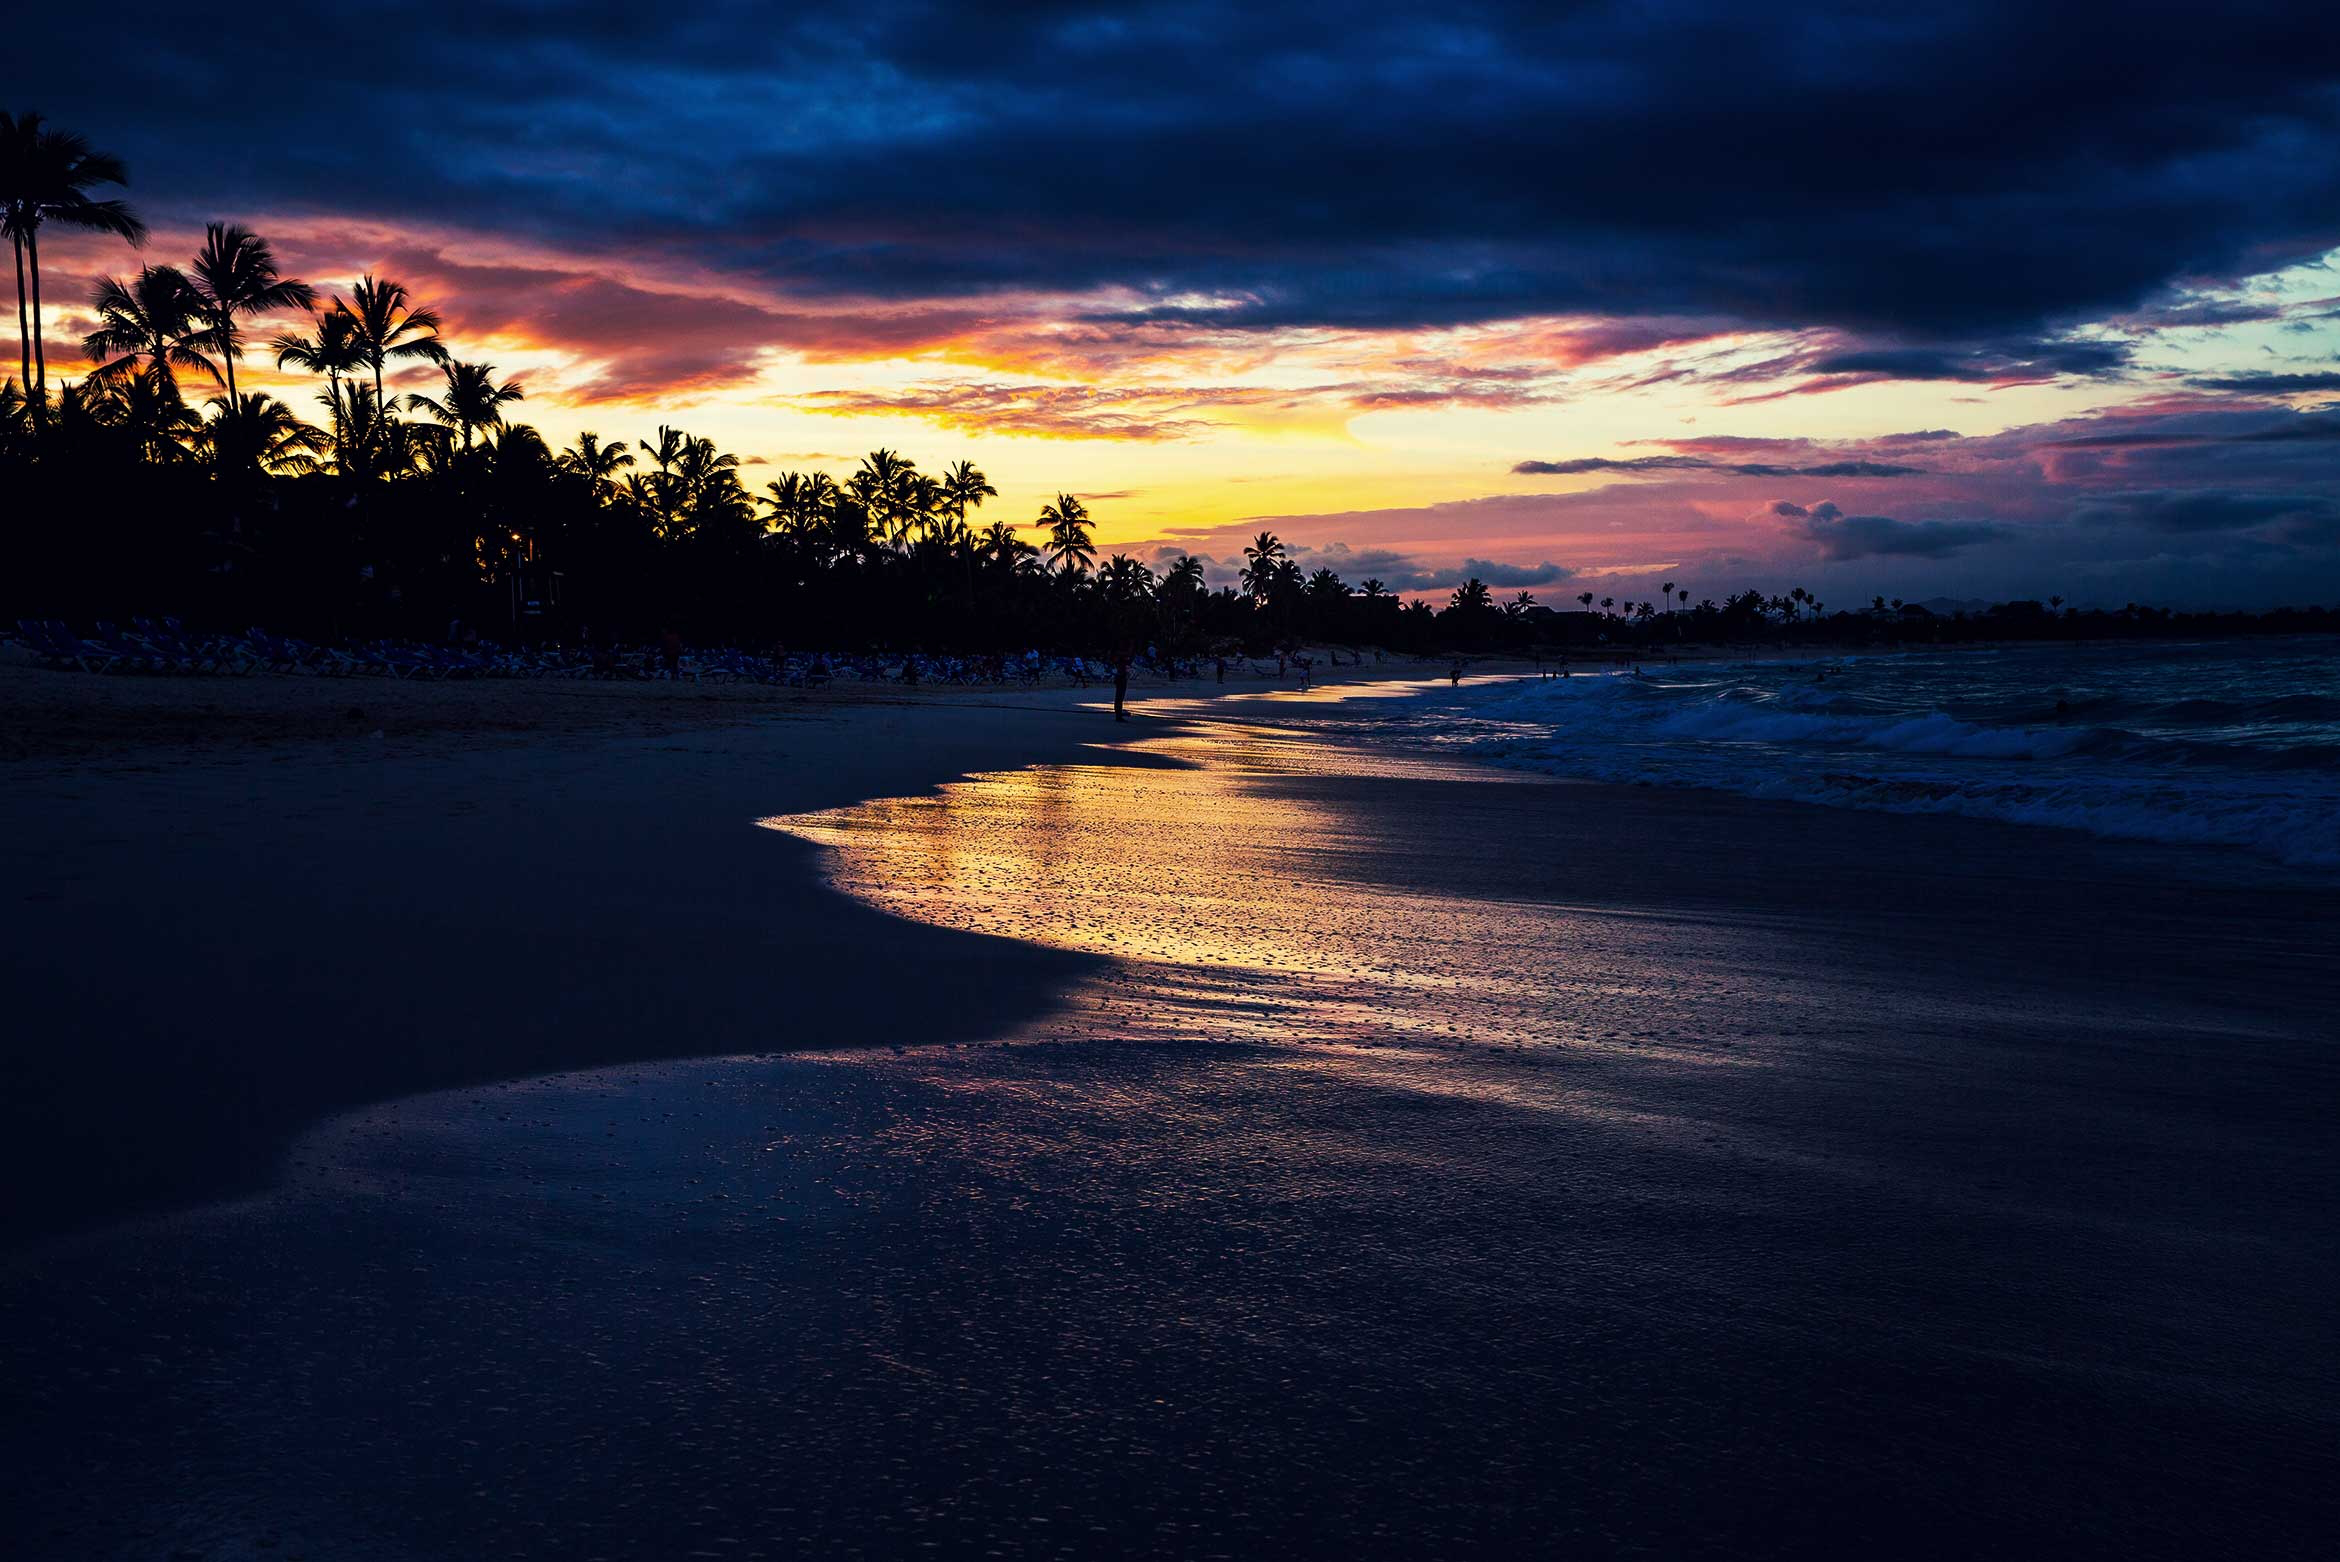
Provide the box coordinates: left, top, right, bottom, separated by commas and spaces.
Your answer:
1773, 502, 2006, 560
1458, 558, 1574, 587
1801, 339, 2136, 382
16, 1, 2340, 349
2186, 371, 2340, 395
2072, 490, 2340, 538
1515, 455, 1926, 479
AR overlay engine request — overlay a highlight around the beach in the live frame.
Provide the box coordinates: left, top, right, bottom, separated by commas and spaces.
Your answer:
4, 664, 2336, 1558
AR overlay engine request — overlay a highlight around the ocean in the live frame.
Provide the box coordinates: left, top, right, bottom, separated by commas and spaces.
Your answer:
1309, 638, 2340, 871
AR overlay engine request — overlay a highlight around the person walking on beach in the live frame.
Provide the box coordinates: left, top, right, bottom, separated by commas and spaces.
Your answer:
1450, 662, 1462, 686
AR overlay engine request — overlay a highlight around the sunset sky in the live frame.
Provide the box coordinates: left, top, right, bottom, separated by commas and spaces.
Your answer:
21, 2, 2340, 606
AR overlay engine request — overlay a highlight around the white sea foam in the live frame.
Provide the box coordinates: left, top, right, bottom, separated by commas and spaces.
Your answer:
1338, 642, 2340, 871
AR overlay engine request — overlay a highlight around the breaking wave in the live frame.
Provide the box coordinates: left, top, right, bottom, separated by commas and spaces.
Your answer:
1351, 640, 2340, 871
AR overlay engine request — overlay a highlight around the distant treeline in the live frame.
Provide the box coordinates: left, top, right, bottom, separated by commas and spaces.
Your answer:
7, 113, 2332, 659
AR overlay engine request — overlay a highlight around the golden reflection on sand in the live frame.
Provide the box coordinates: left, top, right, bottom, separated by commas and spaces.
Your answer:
761, 721, 1766, 1089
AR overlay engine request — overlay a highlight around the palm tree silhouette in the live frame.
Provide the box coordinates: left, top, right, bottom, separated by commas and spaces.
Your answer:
271, 309, 360, 399
849, 448, 923, 548
317, 378, 410, 480
1450, 578, 1494, 613
1041, 493, 1095, 574
940, 459, 995, 527
1660, 579, 1675, 615
1578, 591, 1595, 609
83, 361, 199, 462
560, 432, 636, 500
337, 275, 448, 417
185, 223, 314, 408
193, 392, 328, 478
1239, 531, 1287, 602
406, 360, 523, 449
82, 266, 218, 390
1, 112, 146, 409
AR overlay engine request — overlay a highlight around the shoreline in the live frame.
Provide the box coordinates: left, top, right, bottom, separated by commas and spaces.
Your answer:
6, 658, 2328, 1252
0, 636, 2144, 765
5, 673, 2335, 1556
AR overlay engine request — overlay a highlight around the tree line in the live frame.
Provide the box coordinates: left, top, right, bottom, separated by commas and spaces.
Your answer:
9, 111, 2332, 658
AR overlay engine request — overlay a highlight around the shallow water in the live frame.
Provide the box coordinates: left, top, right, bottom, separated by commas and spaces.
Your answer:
1305, 639, 2340, 869
5, 712, 2335, 1559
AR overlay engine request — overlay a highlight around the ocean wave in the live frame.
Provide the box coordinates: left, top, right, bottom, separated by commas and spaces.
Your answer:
1348, 647, 2340, 871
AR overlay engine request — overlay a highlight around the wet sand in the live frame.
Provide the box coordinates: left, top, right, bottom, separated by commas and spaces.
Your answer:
3, 684, 2336, 1557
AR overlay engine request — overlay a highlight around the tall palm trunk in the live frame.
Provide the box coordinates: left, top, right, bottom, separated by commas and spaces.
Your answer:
10, 231, 28, 394
26, 226, 45, 398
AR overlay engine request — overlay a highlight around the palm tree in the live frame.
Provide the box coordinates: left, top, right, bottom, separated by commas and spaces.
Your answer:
1, 112, 147, 407
82, 362, 199, 462
271, 309, 361, 399
1040, 492, 1095, 574
192, 391, 328, 478
1098, 553, 1155, 604
407, 360, 522, 449
1660, 579, 1675, 615
1450, 578, 1494, 614
1239, 531, 1287, 602
337, 275, 448, 414
978, 517, 1031, 571
850, 448, 923, 548
559, 431, 635, 499
317, 377, 411, 480
1600, 596, 1615, 615
940, 459, 995, 526
671, 434, 747, 538
1578, 591, 1595, 609
185, 224, 314, 407
82, 266, 217, 390
1505, 591, 1537, 619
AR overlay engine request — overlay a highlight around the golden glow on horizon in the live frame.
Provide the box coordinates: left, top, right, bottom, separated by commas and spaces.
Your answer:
32, 221, 2340, 580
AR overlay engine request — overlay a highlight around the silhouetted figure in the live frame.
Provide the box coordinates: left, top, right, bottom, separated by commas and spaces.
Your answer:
1450, 662, 1462, 686
1112, 659, 1131, 721
661, 628, 682, 679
